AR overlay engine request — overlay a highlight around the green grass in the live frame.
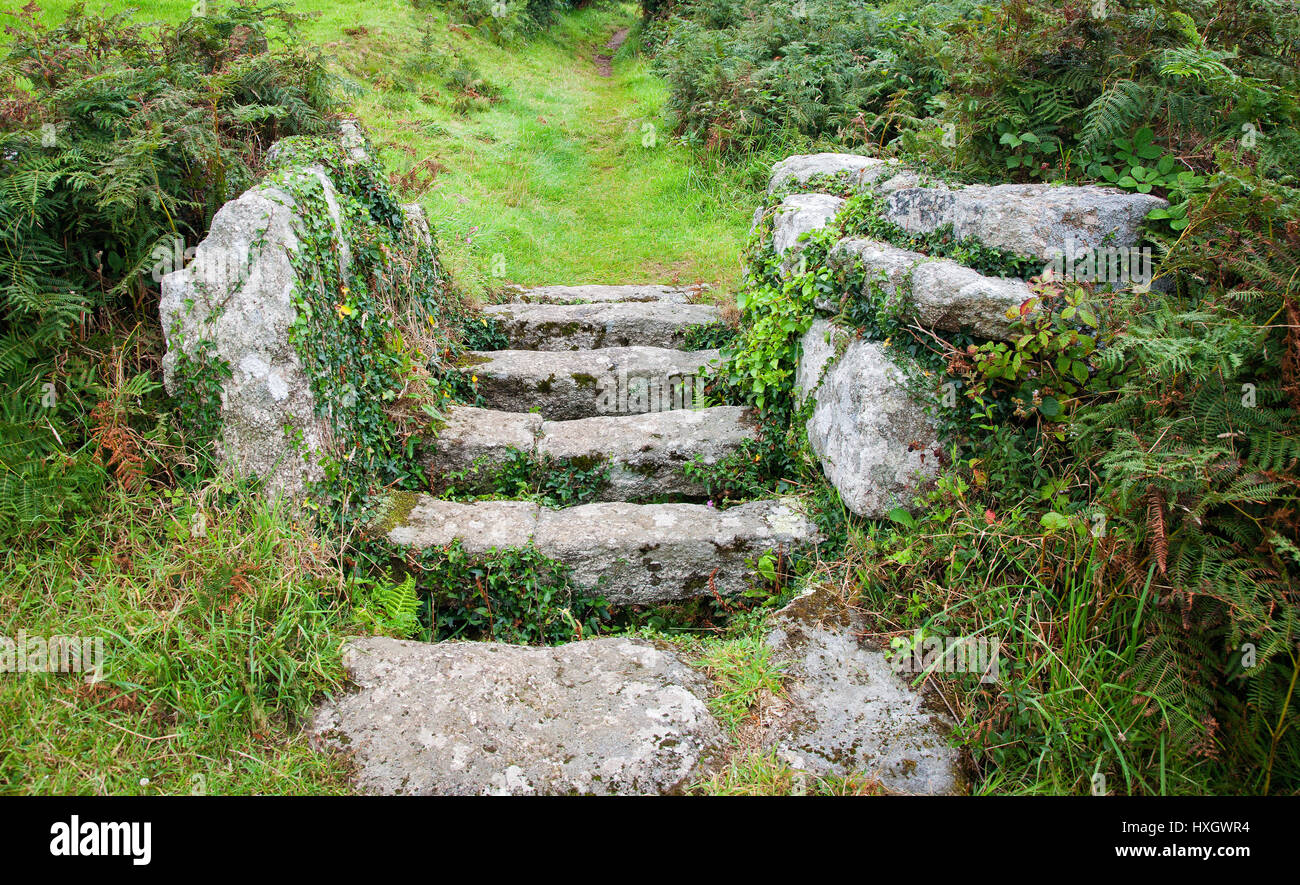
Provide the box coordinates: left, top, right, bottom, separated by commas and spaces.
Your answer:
0, 483, 356, 794
332, 3, 760, 297
692, 633, 785, 733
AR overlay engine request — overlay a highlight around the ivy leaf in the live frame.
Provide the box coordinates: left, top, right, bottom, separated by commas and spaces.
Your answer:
887, 507, 916, 529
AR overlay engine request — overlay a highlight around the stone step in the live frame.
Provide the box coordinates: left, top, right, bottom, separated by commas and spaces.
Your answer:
380, 496, 821, 605
506, 284, 701, 304
312, 635, 723, 795
537, 407, 754, 501
424, 405, 758, 500
483, 301, 721, 351
422, 405, 542, 478
457, 346, 721, 420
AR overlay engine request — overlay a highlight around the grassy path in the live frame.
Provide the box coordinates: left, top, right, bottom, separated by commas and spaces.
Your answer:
335, 3, 753, 296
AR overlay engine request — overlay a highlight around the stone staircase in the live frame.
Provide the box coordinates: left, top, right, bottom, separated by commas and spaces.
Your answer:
166, 126, 968, 796
308, 148, 1160, 795
377, 283, 822, 605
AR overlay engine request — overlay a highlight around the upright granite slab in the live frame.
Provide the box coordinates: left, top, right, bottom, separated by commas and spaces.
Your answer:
759, 586, 963, 794
159, 166, 337, 499
159, 121, 439, 499
797, 319, 940, 517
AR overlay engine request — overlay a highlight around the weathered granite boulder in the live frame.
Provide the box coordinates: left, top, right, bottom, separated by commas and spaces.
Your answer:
766, 154, 1164, 264
159, 165, 339, 499
312, 635, 724, 795
160, 122, 435, 499
771, 194, 844, 270
909, 259, 1030, 340
759, 585, 963, 794
882, 183, 1165, 261
797, 319, 940, 516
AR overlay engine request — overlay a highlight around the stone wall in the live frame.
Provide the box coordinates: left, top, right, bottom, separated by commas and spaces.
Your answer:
757, 152, 1166, 517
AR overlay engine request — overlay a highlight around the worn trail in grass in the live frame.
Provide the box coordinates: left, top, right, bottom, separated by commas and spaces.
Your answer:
325, 3, 754, 296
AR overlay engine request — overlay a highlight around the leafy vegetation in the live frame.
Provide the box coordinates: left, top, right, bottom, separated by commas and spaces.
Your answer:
436, 449, 612, 506
0, 481, 355, 794
1, 1, 338, 538
251, 132, 472, 521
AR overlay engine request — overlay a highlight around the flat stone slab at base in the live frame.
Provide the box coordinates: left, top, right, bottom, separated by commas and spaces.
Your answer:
538, 406, 758, 500
484, 301, 721, 351
381, 496, 820, 604
509, 284, 695, 304
459, 346, 721, 420
760, 586, 962, 794
312, 636, 723, 795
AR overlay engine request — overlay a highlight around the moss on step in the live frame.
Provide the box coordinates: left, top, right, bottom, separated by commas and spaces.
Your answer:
368, 491, 422, 537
